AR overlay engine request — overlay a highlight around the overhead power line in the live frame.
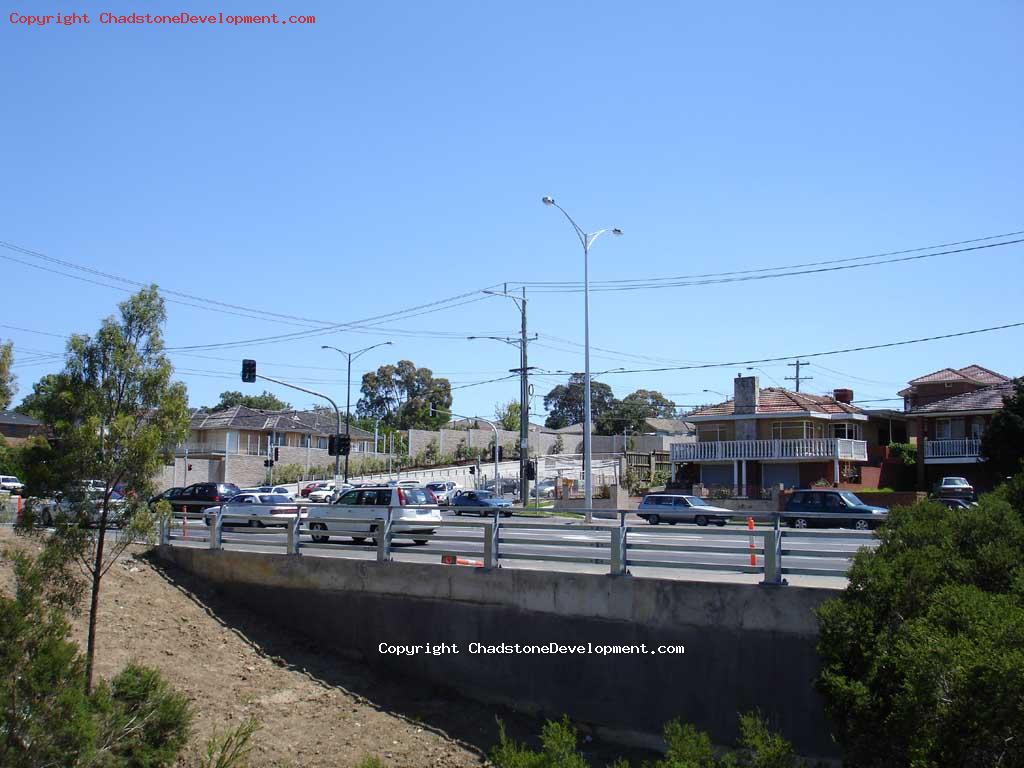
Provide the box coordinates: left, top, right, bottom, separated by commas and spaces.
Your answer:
512, 228, 1024, 291
577, 320, 1024, 375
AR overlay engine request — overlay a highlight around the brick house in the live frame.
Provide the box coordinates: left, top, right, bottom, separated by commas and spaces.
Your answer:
0, 411, 47, 446
165, 405, 375, 488
904, 368, 1017, 491
671, 375, 875, 496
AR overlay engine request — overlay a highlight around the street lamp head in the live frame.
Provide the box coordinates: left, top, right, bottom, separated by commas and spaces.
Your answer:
542, 196, 555, 205
611, 228, 624, 236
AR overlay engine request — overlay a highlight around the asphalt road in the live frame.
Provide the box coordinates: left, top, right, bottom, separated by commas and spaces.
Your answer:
167, 510, 873, 589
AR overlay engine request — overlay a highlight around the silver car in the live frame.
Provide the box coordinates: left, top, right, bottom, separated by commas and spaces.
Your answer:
204, 493, 300, 528
637, 494, 731, 526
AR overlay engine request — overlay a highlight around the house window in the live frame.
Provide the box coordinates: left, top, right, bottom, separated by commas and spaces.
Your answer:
970, 421, 985, 440
830, 423, 863, 440
771, 421, 822, 439
317, 437, 329, 450
934, 419, 952, 440
697, 425, 726, 442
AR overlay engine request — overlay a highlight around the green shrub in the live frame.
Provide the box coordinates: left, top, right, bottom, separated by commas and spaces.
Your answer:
887, 441, 917, 466
90, 663, 192, 767
816, 480, 1024, 767
199, 716, 260, 768
491, 716, 589, 768
354, 758, 385, 768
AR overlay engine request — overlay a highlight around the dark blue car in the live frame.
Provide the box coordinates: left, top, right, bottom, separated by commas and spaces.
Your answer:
451, 490, 513, 517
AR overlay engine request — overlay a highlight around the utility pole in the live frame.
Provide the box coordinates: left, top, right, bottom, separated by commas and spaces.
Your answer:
786, 360, 812, 392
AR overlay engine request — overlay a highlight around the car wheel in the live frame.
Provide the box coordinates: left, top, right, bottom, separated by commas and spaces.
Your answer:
351, 536, 366, 544
668, 520, 677, 525
247, 518, 256, 528
854, 519, 871, 531
310, 522, 329, 543
695, 515, 708, 527
647, 514, 660, 526
502, 511, 512, 518
414, 539, 428, 545
793, 518, 809, 529
454, 510, 461, 516
715, 520, 727, 527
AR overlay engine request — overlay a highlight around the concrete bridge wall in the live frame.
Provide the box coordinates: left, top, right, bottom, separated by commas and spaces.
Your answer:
158, 546, 841, 759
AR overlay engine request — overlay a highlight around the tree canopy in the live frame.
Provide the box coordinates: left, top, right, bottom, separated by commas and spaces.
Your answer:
356, 359, 452, 430
494, 400, 521, 431
0, 340, 15, 410
203, 389, 291, 412
816, 476, 1024, 767
596, 389, 678, 434
25, 286, 191, 692
542, 373, 616, 430
981, 377, 1024, 479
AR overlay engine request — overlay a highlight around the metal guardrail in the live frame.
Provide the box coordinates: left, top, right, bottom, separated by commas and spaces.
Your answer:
159, 504, 881, 584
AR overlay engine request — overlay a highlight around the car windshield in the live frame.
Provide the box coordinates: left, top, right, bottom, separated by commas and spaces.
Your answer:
684, 496, 712, 507
943, 478, 970, 487
838, 491, 864, 506
259, 494, 292, 504
427, 483, 445, 490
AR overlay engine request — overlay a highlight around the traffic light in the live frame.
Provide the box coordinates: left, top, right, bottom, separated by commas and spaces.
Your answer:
469, 465, 476, 475
263, 459, 274, 468
274, 447, 280, 462
526, 460, 536, 480
495, 446, 503, 461
187, 463, 193, 472
241, 359, 256, 383
338, 434, 351, 456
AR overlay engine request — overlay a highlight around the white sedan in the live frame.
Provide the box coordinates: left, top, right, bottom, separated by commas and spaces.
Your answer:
203, 493, 301, 527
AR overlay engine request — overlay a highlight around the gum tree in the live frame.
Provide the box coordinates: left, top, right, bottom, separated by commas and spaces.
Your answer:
32, 286, 190, 692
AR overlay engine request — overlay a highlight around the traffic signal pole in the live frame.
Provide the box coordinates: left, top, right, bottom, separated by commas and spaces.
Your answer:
241, 361, 343, 481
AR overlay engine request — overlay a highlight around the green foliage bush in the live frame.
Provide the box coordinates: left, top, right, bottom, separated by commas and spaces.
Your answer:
490, 713, 803, 768
0, 540, 194, 768
816, 479, 1024, 767
886, 441, 917, 466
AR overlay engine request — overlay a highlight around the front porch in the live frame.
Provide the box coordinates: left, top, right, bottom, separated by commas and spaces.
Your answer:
922, 437, 983, 464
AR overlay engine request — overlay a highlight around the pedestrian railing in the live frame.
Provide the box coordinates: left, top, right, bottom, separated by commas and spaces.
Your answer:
158, 505, 881, 584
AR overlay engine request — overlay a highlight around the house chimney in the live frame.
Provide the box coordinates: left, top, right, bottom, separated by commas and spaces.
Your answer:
833, 388, 854, 404
734, 375, 759, 414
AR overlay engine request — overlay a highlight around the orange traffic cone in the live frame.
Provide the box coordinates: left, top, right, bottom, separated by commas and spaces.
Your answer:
747, 516, 757, 566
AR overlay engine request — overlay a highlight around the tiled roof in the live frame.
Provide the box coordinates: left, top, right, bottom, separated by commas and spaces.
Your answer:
190, 406, 373, 439
0, 411, 43, 427
905, 364, 1009, 387
956, 365, 1010, 385
909, 381, 1018, 414
644, 418, 694, 434
687, 388, 866, 418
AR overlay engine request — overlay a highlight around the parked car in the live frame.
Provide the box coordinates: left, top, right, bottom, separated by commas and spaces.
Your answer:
783, 489, 888, 530
38, 488, 127, 527
148, 487, 184, 506
533, 479, 557, 499
637, 494, 731, 526
933, 476, 976, 501
425, 480, 461, 504
934, 497, 977, 510
307, 483, 337, 503
451, 489, 513, 517
167, 482, 241, 515
306, 485, 441, 544
481, 478, 520, 498
301, 481, 329, 498
0, 475, 25, 495
241, 485, 294, 499
203, 493, 299, 527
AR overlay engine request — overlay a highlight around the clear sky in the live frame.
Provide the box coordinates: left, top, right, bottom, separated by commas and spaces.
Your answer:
3, 1, 1022, 421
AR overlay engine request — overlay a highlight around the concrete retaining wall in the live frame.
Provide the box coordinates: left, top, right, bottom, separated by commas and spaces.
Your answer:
159, 547, 841, 759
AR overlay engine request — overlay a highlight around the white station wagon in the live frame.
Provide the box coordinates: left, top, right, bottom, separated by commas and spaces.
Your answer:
305, 484, 441, 545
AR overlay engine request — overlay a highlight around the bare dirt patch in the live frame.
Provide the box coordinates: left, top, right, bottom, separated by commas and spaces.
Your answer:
0, 529, 650, 767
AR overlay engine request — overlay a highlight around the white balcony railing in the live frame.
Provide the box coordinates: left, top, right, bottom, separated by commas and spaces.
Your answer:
671, 438, 868, 462
924, 438, 981, 459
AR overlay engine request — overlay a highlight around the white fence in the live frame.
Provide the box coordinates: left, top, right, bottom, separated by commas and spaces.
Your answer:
923, 438, 981, 459
672, 438, 868, 462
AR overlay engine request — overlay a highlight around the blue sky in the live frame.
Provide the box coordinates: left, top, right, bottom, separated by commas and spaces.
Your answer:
3, 1, 1023, 421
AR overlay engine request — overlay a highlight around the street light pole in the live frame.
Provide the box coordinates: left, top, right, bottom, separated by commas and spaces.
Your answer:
542, 196, 623, 521
322, 341, 393, 483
